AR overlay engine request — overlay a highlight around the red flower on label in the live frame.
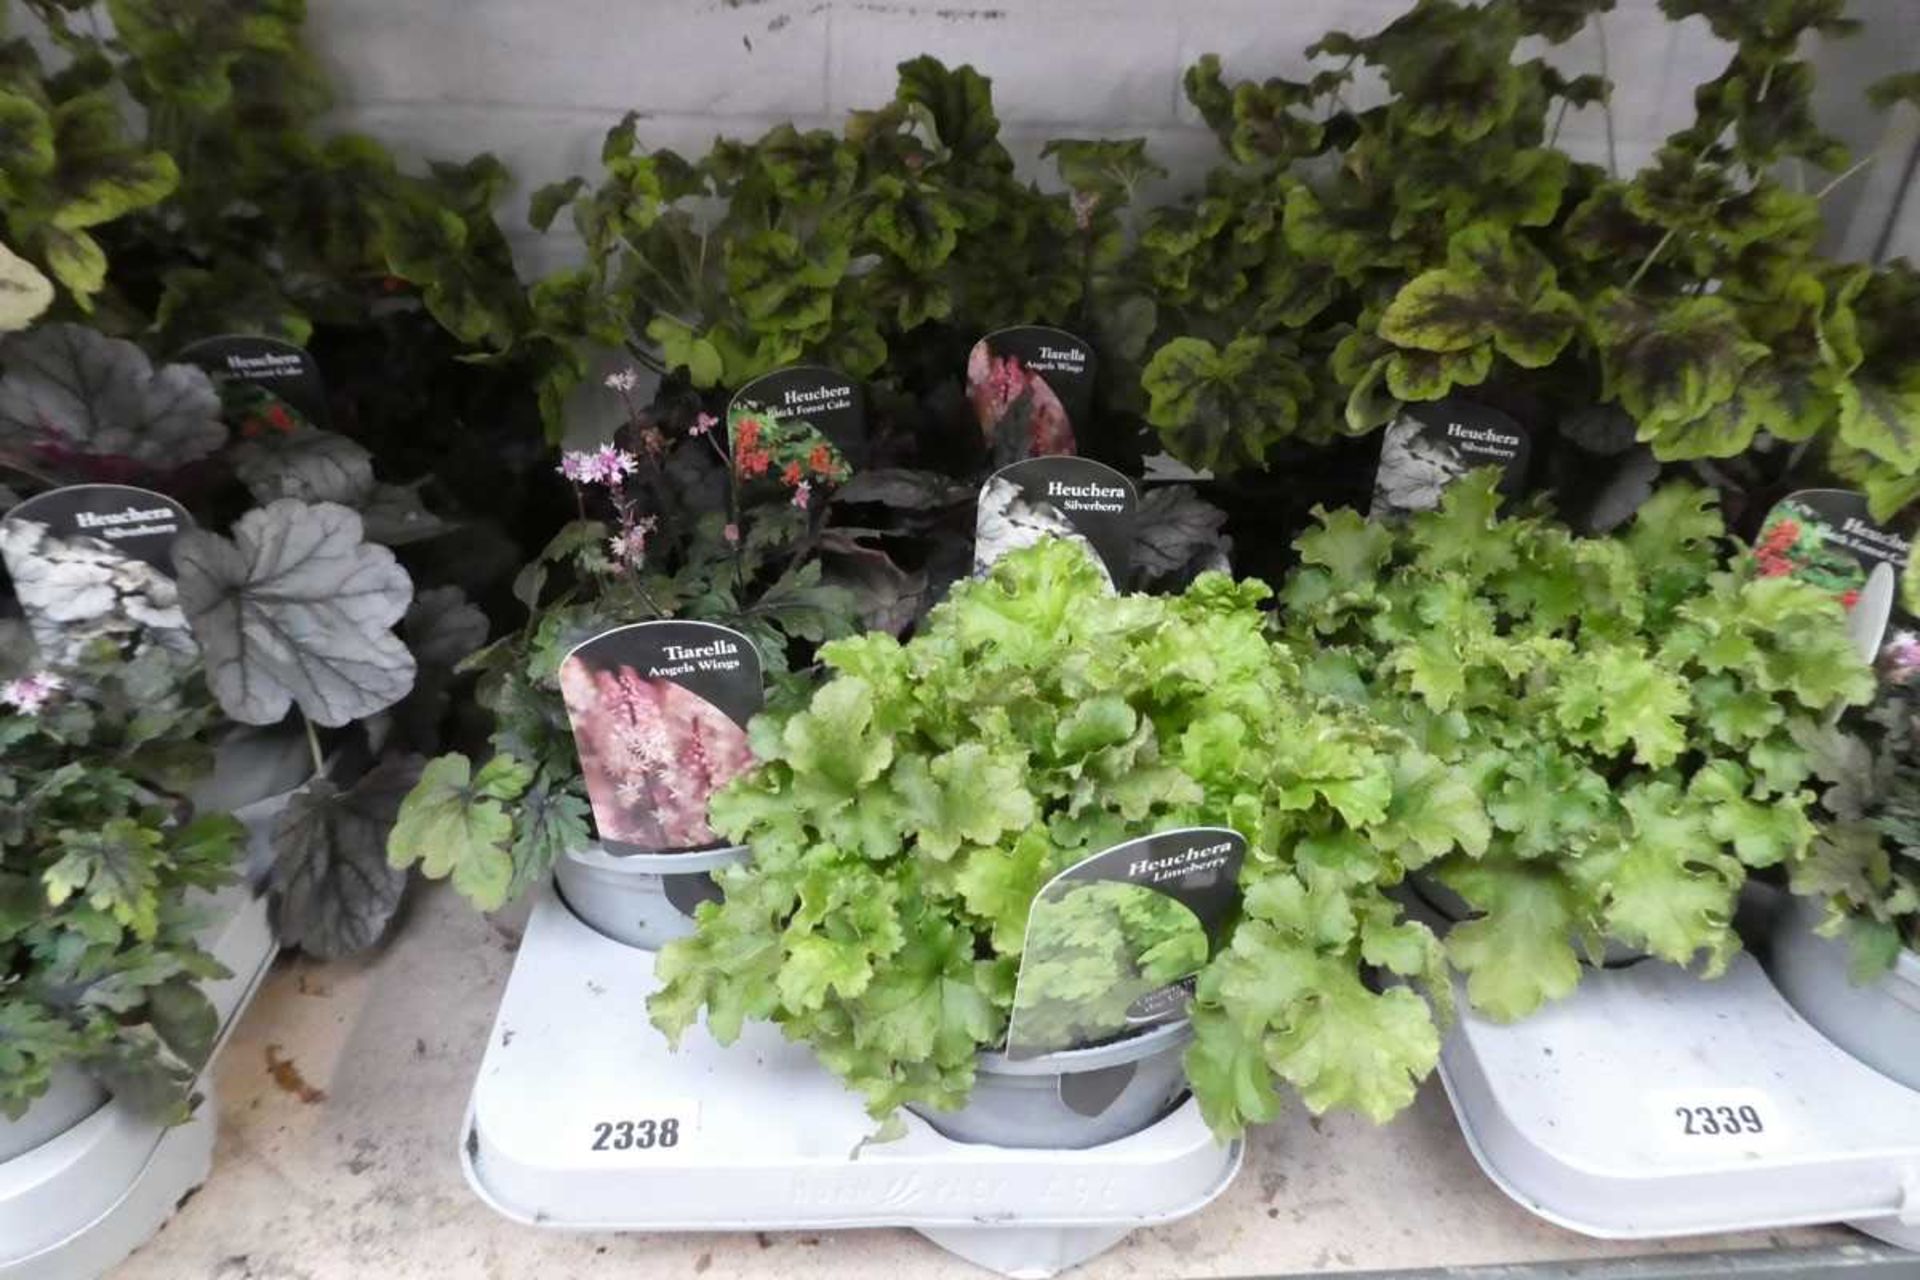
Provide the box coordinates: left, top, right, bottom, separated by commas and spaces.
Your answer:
265, 403, 293, 433
807, 443, 836, 478
781, 460, 803, 487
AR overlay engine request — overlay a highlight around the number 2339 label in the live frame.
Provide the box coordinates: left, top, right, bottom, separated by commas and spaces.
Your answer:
1649, 1089, 1787, 1154
583, 1100, 699, 1159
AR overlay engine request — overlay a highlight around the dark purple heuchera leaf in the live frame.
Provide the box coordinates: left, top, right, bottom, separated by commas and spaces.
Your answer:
270, 755, 423, 959
0, 324, 224, 466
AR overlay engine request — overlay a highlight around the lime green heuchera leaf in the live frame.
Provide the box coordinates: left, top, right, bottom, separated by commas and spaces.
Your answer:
1440, 860, 1583, 1022
386, 752, 533, 910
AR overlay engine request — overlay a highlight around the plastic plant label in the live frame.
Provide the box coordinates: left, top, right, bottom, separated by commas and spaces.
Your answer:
727, 365, 862, 498
968, 325, 1096, 463
1753, 489, 1913, 676
177, 334, 330, 430
0, 484, 196, 665
1648, 1088, 1788, 1156
581, 1098, 701, 1160
975, 456, 1138, 589
1005, 827, 1246, 1060
558, 621, 762, 858
1370, 398, 1531, 521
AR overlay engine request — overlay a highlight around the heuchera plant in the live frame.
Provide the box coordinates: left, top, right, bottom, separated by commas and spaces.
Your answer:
0, 323, 482, 959
1795, 662, 1920, 979
1281, 471, 1873, 1019
647, 538, 1493, 1138
0, 643, 244, 1121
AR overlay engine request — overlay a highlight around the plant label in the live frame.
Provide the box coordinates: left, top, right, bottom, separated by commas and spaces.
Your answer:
1004, 826, 1246, 1061
975, 456, 1137, 590
968, 325, 1096, 464
558, 620, 763, 858
730, 364, 869, 473
1648, 1088, 1788, 1157
0, 484, 197, 665
1370, 398, 1531, 521
1754, 489, 1914, 675
726, 366, 861, 501
177, 334, 331, 431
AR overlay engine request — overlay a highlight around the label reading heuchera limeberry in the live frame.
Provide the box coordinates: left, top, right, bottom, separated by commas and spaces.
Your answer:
726, 365, 862, 499
1005, 827, 1247, 1062
975, 456, 1138, 590
1753, 489, 1913, 671
558, 621, 763, 858
177, 334, 331, 430
0, 484, 197, 665
967, 325, 1096, 463
1369, 398, 1531, 521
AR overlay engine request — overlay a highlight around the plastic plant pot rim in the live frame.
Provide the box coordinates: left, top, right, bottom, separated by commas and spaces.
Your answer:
561, 842, 750, 875
976, 1016, 1193, 1077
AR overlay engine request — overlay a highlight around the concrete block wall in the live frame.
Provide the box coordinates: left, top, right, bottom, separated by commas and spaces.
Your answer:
306, 0, 1919, 278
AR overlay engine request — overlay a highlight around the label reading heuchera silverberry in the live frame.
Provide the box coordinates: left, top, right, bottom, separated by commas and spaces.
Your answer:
1753, 489, 1913, 673
177, 334, 331, 431
0, 484, 197, 667
967, 325, 1096, 464
975, 456, 1138, 590
558, 620, 763, 857
1004, 827, 1247, 1063
727, 365, 864, 499
1369, 398, 1531, 521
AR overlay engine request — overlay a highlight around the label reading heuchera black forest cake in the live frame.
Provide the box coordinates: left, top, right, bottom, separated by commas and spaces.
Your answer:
967, 325, 1096, 463
729, 364, 869, 472
558, 621, 764, 858
974, 456, 1138, 590
177, 334, 331, 430
1005, 827, 1247, 1062
1370, 398, 1531, 521
1754, 489, 1915, 675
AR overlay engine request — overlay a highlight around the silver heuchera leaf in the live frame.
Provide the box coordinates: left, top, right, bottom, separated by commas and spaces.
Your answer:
231, 425, 375, 507
0, 324, 225, 464
175, 499, 417, 727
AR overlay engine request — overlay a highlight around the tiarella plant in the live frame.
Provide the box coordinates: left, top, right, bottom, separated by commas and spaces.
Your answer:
386, 381, 860, 910
646, 538, 1491, 1138
1795, 658, 1920, 978
0, 642, 244, 1121
0, 323, 483, 958
1281, 472, 1873, 1019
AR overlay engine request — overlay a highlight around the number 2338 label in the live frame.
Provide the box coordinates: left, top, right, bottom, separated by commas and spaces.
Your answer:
1649, 1089, 1787, 1154
583, 1100, 699, 1159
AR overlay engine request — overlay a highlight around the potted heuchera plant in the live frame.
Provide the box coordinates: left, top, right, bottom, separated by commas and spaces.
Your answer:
388, 377, 857, 934
0, 323, 475, 960
1280, 472, 1872, 1020
648, 538, 1488, 1147
1771, 654, 1920, 1091
0, 641, 242, 1159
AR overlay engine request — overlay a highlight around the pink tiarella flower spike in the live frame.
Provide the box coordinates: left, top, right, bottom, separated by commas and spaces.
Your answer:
1, 671, 64, 715
690, 412, 718, 437
791, 480, 812, 510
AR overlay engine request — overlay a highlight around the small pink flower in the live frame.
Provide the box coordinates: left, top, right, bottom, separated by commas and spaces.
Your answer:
691, 412, 718, 437
1, 672, 63, 715
604, 368, 639, 393
592, 444, 639, 483
558, 450, 597, 483
608, 516, 659, 568
1882, 631, 1920, 685
791, 480, 812, 510
723, 522, 740, 544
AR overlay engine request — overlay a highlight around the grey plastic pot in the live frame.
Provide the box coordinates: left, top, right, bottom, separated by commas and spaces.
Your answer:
554, 843, 749, 950
0, 1066, 109, 1164
1767, 895, 1920, 1093
908, 1019, 1194, 1150
1410, 872, 1647, 967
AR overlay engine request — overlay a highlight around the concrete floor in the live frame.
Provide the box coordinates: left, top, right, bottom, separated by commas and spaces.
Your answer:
112, 884, 1857, 1279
